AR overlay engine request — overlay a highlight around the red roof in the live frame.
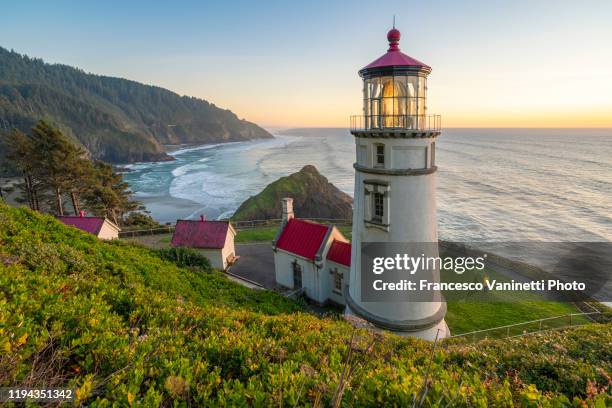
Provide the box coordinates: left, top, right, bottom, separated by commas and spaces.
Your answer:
171, 220, 231, 249
327, 240, 351, 267
58, 216, 107, 235
275, 218, 330, 260
362, 28, 430, 71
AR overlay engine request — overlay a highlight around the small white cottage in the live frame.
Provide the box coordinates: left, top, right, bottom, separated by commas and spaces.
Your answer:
273, 198, 351, 306
58, 212, 121, 240
171, 216, 237, 270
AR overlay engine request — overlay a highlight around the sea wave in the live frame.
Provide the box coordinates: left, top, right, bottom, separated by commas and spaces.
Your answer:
123, 128, 612, 241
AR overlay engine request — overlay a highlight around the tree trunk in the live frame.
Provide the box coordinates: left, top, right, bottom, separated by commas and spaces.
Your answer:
30, 176, 41, 211
56, 188, 64, 216
71, 191, 80, 215
111, 209, 119, 226
32, 182, 41, 211
23, 174, 34, 210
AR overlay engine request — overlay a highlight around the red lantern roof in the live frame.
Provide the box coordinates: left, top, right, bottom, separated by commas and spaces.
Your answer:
361, 28, 430, 71
327, 240, 351, 267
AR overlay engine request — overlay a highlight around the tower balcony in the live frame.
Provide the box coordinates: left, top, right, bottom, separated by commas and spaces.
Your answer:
350, 114, 441, 136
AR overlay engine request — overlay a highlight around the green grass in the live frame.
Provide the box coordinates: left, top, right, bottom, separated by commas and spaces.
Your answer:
1, 204, 611, 406
439, 259, 586, 334
234, 224, 352, 243
234, 226, 279, 243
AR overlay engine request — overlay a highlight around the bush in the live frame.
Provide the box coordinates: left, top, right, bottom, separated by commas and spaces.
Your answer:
121, 212, 164, 230
156, 247, 212, 271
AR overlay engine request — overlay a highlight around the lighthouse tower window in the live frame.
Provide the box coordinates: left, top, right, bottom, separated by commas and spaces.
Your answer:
375, 144, 385, 167
364, 181, 390, 228
373, 192, 384, 223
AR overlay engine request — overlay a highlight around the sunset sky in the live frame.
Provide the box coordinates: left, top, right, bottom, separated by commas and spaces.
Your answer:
2, 0, 611, 128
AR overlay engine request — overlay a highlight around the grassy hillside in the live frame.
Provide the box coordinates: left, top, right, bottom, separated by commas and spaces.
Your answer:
0, 46, 272, 169
1, 203, 610, 406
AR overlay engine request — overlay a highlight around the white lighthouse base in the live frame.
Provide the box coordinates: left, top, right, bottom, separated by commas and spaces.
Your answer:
344, 303, 450, 341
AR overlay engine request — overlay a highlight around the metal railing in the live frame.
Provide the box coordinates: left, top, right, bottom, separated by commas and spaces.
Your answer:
350, 114, 441, 132
119, 217, 353, 237
448, 311, 602, 342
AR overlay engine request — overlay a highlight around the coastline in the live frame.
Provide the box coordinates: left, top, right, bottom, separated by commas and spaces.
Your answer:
0, 177, 22, 207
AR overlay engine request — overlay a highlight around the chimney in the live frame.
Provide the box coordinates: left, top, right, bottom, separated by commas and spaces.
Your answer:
281, 197, 294, 225
200, 214, 206, 222
79, 210, 85, 217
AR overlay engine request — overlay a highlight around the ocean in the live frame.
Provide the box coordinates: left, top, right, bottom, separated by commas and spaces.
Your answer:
123, 128, 612, 242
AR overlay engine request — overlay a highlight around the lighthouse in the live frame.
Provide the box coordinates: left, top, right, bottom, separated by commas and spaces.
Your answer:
345, 27, 449, 340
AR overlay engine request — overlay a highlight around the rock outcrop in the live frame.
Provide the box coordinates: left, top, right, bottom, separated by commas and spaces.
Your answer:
232, 165, 353, 221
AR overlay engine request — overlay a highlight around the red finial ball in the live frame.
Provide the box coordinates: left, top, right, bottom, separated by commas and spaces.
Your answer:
387, 28, 401, 51
387, 28, 400, 42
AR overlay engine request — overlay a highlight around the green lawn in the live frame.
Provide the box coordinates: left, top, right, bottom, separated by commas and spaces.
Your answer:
439, 258, 586, 335
234, 226, 279, 243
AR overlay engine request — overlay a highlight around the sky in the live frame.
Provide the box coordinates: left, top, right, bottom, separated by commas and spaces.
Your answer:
2, 0, 612, 128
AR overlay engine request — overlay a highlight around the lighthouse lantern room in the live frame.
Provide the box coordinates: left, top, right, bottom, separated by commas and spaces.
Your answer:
345, 27, 449, 340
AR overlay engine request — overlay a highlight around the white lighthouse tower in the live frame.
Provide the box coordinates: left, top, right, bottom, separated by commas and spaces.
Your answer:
345, 27, 449, 340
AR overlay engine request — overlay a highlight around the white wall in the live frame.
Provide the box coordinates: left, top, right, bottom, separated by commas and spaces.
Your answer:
325, 260, 349, 305
98, 221, 120, 240
220, 230, 236, 270
274, 249, 320, 300
199, 248, 224, 270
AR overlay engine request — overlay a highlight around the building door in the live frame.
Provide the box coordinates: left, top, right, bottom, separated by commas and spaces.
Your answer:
292, 260, 302, 289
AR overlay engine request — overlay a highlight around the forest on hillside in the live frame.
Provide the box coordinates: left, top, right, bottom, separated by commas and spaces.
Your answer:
0, 46, 272, 171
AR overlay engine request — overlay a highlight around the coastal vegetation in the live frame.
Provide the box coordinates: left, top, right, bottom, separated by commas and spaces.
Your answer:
1, 203, 610, 406
4, 120, 148, 225
232, 165, 353, 221
0, 46, 272, 171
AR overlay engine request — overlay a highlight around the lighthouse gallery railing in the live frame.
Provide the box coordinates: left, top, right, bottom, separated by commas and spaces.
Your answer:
350, 114, 441, 132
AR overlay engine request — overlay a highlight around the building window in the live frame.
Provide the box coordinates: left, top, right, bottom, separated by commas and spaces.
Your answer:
292, 260, 302, 289
364, 181, 390, 228
331, 268, 343, 292
375, 144, 385, 167
373, 192, 384, 223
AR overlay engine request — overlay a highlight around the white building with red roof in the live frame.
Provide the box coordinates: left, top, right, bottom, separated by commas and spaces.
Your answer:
58, 211, 120, 240
273, 198, 350, 305
171, 216, 237, 270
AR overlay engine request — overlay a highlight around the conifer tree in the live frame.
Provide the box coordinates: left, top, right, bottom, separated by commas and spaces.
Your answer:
29, 121, 87, 215
83, 161, 141, 225
6, 129, 41, 210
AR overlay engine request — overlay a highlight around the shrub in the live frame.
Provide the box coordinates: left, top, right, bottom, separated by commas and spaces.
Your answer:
121, 212, 164, 230
156, 247, 213, 271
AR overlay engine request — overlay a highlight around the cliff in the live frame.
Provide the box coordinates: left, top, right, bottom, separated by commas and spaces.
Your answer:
232, 165, 353, 221
0, 46, 272, 169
